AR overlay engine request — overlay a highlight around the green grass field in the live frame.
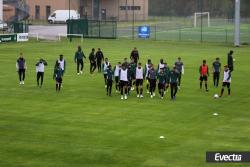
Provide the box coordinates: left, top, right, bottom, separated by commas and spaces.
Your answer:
117, 18, 250, 43
0, 39, 250, 167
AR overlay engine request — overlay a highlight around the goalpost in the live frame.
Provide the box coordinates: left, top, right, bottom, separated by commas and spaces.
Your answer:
58, 33, 83, 42
194, 12, 210, 28
0, 0, 3, 21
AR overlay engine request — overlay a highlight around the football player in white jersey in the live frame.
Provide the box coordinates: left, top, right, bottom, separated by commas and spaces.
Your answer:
113, 62, 121, 93
55, 55, 66, 88
36, 58, 48, 87
220, 65, 232, 97
56, 54, 66, 76
135, 63, 145, 98
157, 59, 165, 73
102, 58, 110, 88
145, 59, 152, 94
119, 63, 129, 100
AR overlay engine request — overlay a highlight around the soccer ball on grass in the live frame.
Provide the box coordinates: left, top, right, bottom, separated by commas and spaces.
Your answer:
214, 94, 219, 99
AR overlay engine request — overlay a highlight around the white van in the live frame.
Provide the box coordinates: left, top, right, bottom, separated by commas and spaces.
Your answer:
48, 10, 80, 24
0, 20, 8, 31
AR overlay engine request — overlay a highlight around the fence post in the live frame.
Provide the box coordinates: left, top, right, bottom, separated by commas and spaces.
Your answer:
91, 22, 93, 37
112, 21, 115, 38
69, 20, 72, 42
132, 0, 135, 40
179, 28, 181, 41
99, 21, 101, 38
225, 29, 228, 44
154, 25, 157, 41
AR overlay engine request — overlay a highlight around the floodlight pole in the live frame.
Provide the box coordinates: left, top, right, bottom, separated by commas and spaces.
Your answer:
208, 12, 210, 27
69, 0, 71, 19
194, 13, 196, 28
69, 0, 72, 42
125, 0, 128, 21
0, 0, 3, 21
200, 0, 203, 42
234, 0, 240, 47
132, 0, 135, 40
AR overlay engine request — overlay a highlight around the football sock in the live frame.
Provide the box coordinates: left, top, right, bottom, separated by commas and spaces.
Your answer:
220, 88, 224, 96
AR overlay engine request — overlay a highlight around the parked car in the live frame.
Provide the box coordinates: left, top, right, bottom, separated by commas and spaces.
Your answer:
48, 10, 80, 24
0, 20, 8, 31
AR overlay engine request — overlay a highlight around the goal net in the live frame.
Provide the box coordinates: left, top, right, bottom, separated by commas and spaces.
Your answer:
194, 12, 210, 28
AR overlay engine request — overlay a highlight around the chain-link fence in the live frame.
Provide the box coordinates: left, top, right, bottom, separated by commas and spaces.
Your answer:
117, 17, 250, 43
67, 19, 117, 39
117, 0, 250, 44
2, 0, 250, 43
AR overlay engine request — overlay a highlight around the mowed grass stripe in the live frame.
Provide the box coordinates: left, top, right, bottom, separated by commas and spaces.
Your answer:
0, 39, 250, 167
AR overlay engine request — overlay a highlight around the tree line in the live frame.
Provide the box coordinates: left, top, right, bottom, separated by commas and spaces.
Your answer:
149, 0, 250, 17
